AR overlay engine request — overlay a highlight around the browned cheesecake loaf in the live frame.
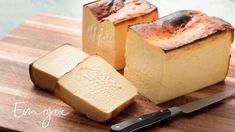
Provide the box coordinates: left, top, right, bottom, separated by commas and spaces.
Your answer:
125, 10, 234, 104
82, 0, 158, 70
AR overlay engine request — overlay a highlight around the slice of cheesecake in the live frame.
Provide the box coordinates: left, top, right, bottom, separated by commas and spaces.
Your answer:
82, 0, 158, 70
54, 55, 137, 122
30, 45, 89, 91
125, 10, 234, 104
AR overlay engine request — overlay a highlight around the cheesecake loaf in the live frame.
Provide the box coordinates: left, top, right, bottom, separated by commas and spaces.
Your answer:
125, 10, 234, 104
30, 45, 89, 91
82, 0, 158, 70
54, 56, 137, 122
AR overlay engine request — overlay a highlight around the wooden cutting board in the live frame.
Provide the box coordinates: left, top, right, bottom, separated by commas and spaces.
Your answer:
0, 14, 235, 132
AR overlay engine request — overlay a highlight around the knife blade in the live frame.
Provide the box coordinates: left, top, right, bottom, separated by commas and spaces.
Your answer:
110, 88, 235, 132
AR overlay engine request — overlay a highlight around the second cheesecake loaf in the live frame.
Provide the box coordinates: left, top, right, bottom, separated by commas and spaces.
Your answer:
82, 0, 158, 70
125, 10, 234, 104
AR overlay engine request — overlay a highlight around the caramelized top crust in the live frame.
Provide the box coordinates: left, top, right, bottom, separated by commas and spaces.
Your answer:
84, 0, 157, 24
130, 10, 234, 51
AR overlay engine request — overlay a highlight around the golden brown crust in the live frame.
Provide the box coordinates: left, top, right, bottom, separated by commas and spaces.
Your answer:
53, 83, 61, 96
130, 10, 234, 51
231, 27, 234, 43
224, 54, 231, 80
29, 63, 36, 85
84, 0, 157, 24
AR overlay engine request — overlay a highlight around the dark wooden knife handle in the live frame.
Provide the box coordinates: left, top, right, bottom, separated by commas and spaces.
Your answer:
110, 109, 171, 132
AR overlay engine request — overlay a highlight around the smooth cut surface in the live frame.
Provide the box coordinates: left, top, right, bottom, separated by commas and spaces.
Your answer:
55, 56, 137, 122
30, 45, 89, 91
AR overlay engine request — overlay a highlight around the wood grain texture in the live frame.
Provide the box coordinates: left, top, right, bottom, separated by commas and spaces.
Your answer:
0, 14, 235, 132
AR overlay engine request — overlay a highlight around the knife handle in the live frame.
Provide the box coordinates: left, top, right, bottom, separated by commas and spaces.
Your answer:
110, 109, 171, 132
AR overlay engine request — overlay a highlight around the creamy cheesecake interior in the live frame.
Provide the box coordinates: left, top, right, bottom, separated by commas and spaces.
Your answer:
125, 10, 234, 104
30, 45, 89, 91
82, 0, 158, 70
54, 56, 137, 122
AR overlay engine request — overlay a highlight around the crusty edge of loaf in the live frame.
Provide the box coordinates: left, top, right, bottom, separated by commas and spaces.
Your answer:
224, 54, 231, 81
129, 10, 234, 52
165, 28, 234, 53
29, 63, 36, 86
224, 28, 233, 80
83, 0, 158, 25
129, 28, 234, 54
113, 8, 158, 25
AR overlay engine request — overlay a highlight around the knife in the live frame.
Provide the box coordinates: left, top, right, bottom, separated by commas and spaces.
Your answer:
110, 88, 235, 132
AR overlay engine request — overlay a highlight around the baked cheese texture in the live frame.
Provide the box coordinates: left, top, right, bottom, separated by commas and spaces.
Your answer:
125, 10, 234, 104
30, 45, 89, 91
82, 0, 158, 70
54, 56, 137, 122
